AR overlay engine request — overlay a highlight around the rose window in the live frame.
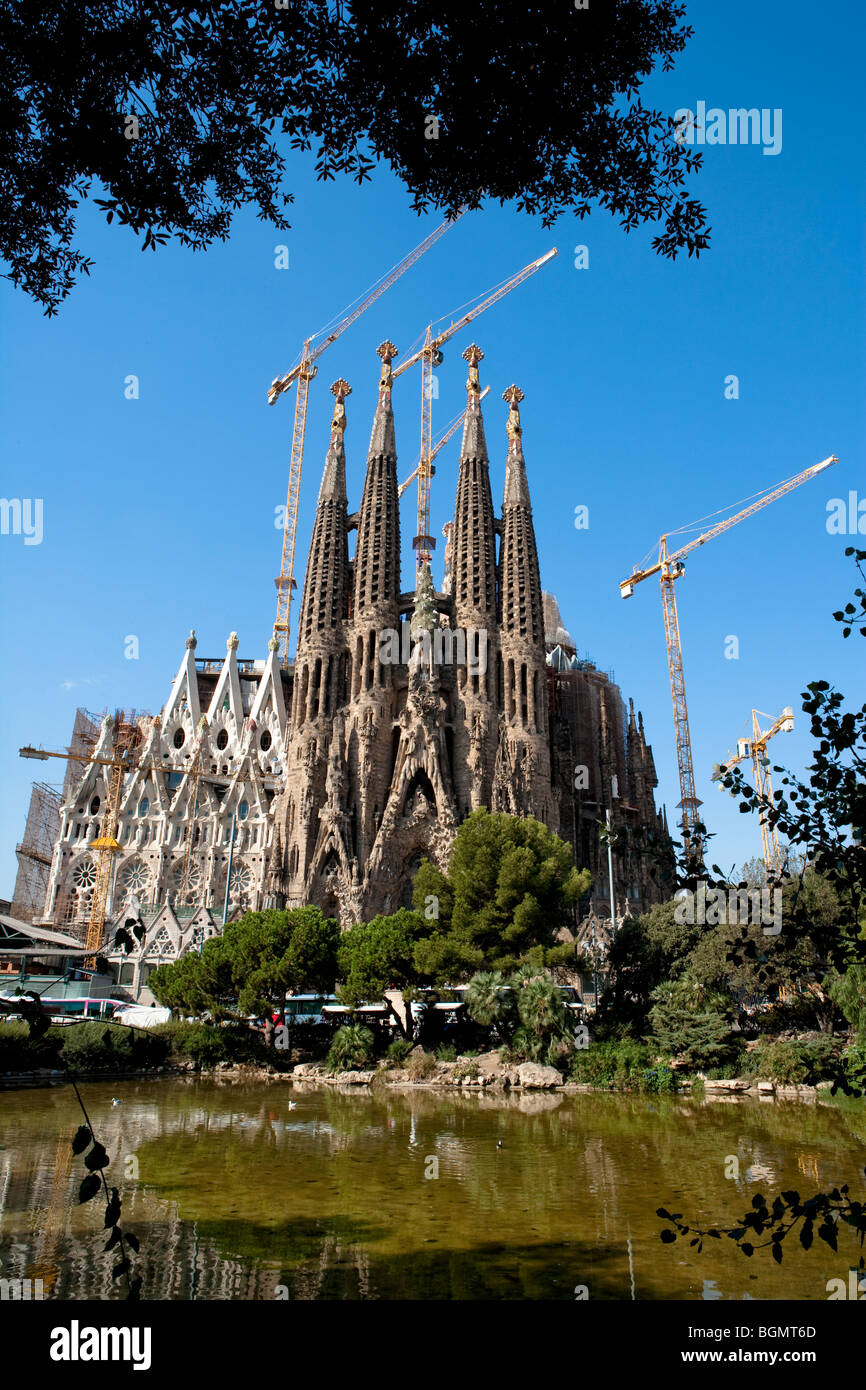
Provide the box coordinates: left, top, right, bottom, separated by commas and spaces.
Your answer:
72, 860, 97, 890
120, 861, 151, 895
229, 863, 253, 896
173, 861, 203, 893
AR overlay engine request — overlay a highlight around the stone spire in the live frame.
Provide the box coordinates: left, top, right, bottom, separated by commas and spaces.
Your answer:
499, 385, 543, 648
297, 379, 351, 651
452, 345, 498, 627
353, 343, 401, 621
493, 384, 554, 827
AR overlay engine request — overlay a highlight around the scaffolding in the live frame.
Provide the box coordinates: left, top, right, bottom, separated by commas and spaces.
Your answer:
11, 781, 62, 923
11, 708, 102, 925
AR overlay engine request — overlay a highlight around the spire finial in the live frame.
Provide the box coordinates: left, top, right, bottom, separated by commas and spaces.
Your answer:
330, 378, 351, 435
376, 341, 397, 401
463, 344, 484, 403
503, 384, 524, 441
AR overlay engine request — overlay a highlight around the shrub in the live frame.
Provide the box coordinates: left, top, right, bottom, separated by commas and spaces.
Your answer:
387, 1037, 414, 1065
569, 1041, 664, 1090
406, 1046, 437, 1081
743, 1037, 838, 1085
54, 1023, 169, 1073
0, 1021, 62, 1071
326, 1024, 375, 1074
453, 1058, 480, 1081
435, 1043, 457, 1062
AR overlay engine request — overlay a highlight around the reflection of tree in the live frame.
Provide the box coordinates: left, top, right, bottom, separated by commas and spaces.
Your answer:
4, 1082, 866, 1300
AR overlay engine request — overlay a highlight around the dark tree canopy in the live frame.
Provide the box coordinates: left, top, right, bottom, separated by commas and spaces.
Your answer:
1, 0, 709, 313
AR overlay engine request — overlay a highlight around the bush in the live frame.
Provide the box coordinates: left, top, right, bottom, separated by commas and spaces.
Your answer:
435, 1043, 457, 1062
453, 1058, 480, 1081
387, 1037, 414, 1065
743, 1037, 838, 1085
569, 1040, 675, 1091
0, 1021, 61, 1071
326, 1024, 375, 1074
406, 1046, 437, 1081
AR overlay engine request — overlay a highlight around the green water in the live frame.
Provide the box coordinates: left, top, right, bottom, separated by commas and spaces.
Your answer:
1, 1079, 864, 1300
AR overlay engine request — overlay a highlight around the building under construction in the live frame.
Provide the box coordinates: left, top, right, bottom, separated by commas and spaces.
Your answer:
20, 343, 672, 999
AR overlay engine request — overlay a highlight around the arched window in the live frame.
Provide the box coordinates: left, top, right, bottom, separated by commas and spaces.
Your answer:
238, 800, 249, 821
138, 797, 149, 817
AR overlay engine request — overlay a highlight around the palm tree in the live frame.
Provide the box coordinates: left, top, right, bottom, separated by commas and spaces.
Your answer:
464, 971, 508, 1029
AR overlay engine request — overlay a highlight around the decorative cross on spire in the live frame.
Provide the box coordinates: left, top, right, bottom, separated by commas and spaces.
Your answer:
463, 343, 484, 400
502, 384, 524, 439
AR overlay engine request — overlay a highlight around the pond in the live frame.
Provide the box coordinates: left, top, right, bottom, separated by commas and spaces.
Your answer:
1, 1079, 864, 1300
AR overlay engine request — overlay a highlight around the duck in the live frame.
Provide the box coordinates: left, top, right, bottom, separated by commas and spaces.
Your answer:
111, 1097, 123, 1107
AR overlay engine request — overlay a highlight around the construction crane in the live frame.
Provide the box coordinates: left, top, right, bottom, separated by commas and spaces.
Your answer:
713, 707, 794, 877
393, 248, 557, 580
267, 214, 461, 666
398, 387, 490, 499
19, 717, 203, 964
620, 454, 838, 859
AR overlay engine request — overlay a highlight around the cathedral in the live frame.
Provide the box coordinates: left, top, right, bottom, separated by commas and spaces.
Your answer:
18, 342, 671, 997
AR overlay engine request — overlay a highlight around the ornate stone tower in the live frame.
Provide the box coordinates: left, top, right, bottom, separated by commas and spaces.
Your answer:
450, 345, 500, 816
492, 385, 556, 828
282, 379, 356, 919
346, 342, 402, 877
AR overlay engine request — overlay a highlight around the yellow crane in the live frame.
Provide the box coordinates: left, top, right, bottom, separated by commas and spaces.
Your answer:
620, 454, 837, 858
397, 386, 490, 500
19, 718, 204, 964
713, 707, 794, 877
267, 214, 461, 666
393, 248, 557, 580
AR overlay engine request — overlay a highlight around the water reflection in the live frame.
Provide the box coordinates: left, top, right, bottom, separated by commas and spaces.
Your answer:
0, 1080, 863, 1301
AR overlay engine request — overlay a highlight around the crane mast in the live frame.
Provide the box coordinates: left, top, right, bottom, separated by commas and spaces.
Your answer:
714, 707, 794, 876
621, 455, 837, 860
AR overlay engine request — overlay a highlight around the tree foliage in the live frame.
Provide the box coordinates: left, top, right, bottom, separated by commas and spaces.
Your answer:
149, 906, 338, 1019
1, 0, 710, 313
413, 809, 591, 978
336, 909, 430, 1010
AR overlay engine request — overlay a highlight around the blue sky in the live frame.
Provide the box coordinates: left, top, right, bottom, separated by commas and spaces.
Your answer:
1, 2, 863, 897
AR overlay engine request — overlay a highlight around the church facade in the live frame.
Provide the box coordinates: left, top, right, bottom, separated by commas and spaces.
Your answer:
24, 342, 671, 996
